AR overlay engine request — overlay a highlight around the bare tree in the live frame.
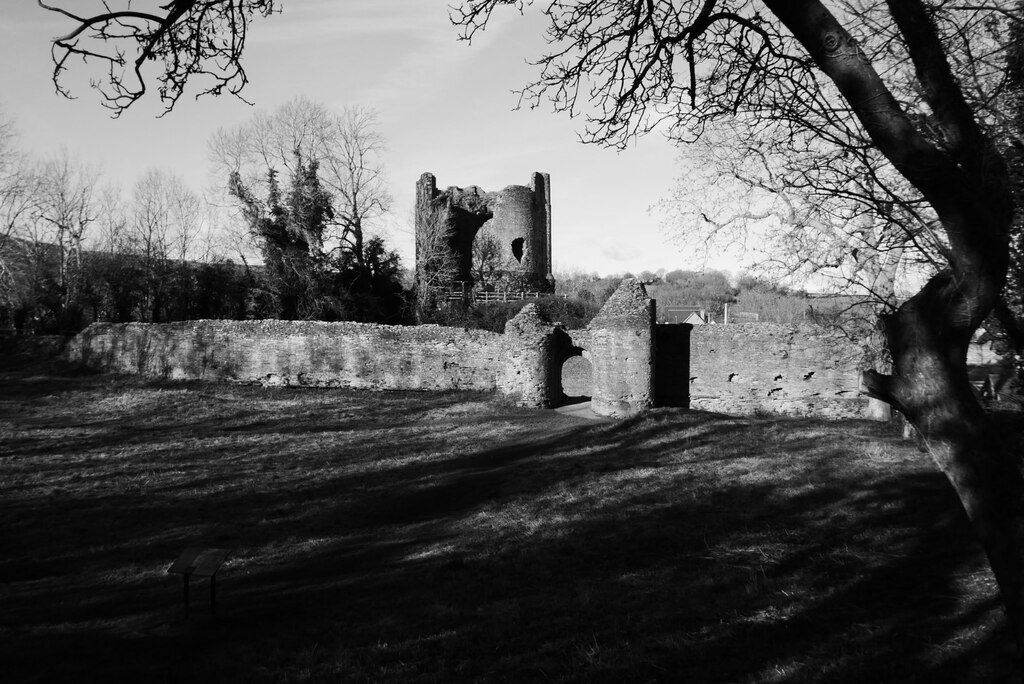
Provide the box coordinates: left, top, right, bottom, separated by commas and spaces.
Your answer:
89, 186, 129, 256
40, 0, 279, 116
34, 149, 100, 321
415, 202, 460, 319
472, 225, 503, 289
192, 198, 232, 264
0, 109, 35, 242
0, 109, 40, 318
210, 98, 391, 269
653, 3, 1017, 305
658, 119, 935, 302
168, 179, 203, 265
127, 168, 202, 321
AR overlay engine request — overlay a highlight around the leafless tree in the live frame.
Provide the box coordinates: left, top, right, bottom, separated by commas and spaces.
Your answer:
0, 109, 40, 315
415, 203, 460, 319
209, 98, 391, 268
33, 149, 100, 317
655, 2, 1017, 307
40, 0, 279, 116
0, 110, 33, 239
128, 168, 202, 320
89, 186, 129, 256
658, 119, 935, 303
472, 225, 503, 289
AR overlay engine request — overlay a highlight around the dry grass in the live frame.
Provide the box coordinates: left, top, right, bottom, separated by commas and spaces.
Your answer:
0, 361, 1015, 682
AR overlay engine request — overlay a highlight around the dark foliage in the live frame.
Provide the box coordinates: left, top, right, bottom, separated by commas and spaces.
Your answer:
229, 158, 410, 324
0, 240, 262, 333
230, 163, 327, 320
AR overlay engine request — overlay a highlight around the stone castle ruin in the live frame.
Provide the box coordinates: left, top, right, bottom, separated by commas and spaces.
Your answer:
56, 164, 879, 422
415, 172, 554, 298
67, 280, 873, 420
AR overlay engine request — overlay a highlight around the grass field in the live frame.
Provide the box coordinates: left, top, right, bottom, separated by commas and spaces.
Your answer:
0, 358, 1015, 682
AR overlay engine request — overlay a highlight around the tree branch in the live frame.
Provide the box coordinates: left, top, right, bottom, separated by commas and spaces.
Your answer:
41, 0, 278, 116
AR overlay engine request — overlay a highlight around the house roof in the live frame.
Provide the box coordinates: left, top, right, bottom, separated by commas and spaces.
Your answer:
661, 306, 708, 324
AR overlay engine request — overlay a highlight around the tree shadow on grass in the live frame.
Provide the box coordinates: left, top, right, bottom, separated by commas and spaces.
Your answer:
0, 376, 1014, 683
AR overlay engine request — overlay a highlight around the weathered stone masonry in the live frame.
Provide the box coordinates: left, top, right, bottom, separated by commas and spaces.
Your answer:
685, 324, 870, 419
67, 306, 571, 409
69, 319, 507, 390
67, 280, 873, 420
554, 281, 870, 419
563, 279, 657, 417
415, 172, 554, 293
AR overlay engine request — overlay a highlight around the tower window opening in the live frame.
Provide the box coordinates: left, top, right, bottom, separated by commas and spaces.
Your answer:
511, 238, 524, 263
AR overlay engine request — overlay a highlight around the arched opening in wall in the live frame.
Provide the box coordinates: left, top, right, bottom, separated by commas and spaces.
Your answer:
511, 237, 525, 263
449, 208, 494, 283
560, 351, 592, 405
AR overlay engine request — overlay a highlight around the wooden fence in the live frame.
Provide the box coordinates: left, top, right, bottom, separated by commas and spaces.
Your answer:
441, 288, 564, 304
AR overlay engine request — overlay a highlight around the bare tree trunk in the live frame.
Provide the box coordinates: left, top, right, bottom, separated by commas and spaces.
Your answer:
931, 433, 1024, 655
866, 275, 1024, 661
768, 0, 1024, 663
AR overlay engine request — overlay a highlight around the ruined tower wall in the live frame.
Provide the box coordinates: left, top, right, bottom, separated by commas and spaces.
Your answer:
415, 172, 438, 211
496, 304, 561, 407
414, 171, 552, 294
414, 172, 438, 277
489, 185, 539, 272
530, 172, 553, 286
415, 173, 491, 284
585, 280, 656, 417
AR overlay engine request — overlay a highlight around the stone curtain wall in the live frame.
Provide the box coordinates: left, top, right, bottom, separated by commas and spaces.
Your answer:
685, 323, 869, 418
70, 319, 510, 392
67, 280, 873, 420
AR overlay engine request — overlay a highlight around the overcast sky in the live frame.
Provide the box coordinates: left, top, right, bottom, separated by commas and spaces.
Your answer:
0, 1, 744, 276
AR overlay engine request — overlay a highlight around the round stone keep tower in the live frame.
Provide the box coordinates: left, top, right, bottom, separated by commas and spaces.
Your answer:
415, 171, 554, 295
484, 172, 552, 290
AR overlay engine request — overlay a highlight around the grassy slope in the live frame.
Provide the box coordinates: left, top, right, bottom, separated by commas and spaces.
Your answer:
0, 363, 1013, 682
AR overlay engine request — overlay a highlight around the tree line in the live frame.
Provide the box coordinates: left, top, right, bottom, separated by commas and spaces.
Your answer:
0, 98, 408, 333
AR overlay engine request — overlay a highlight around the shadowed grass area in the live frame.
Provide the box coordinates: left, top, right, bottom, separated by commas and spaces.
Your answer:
0, 363, 1014, 682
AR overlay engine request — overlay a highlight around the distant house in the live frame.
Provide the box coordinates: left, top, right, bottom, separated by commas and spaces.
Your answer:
661, 306, 710, 325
